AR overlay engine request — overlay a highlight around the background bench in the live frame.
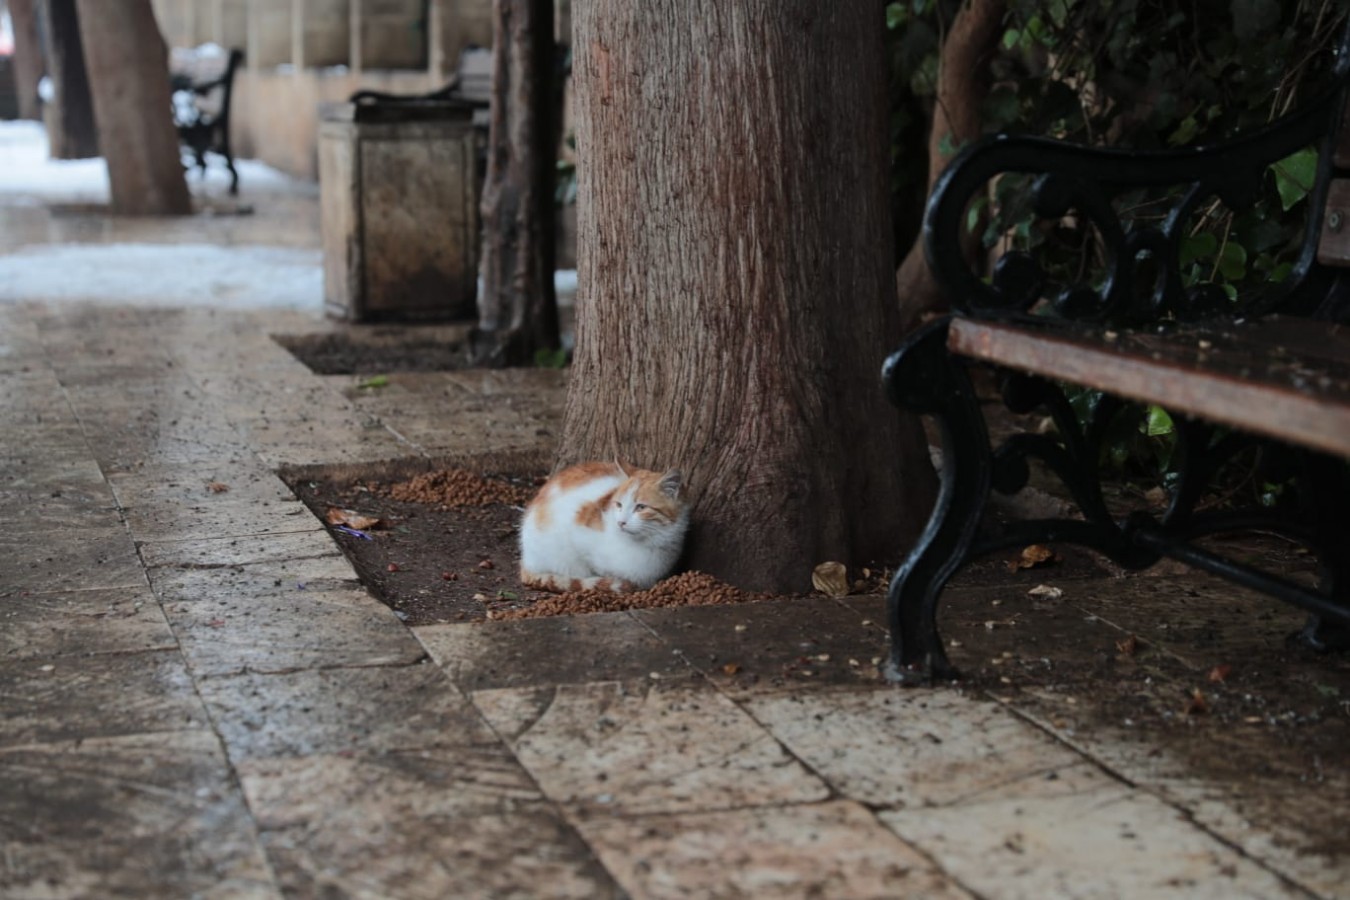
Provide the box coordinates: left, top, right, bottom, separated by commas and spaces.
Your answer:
883, 28, 1350, 684
169, 45, 242, 195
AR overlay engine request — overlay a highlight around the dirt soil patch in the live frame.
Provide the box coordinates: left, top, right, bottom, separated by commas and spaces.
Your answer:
274, 326, 476, 375
284, 456, 813, 625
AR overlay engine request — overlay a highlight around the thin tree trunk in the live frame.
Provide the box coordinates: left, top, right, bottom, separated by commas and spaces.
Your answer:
474, 0, 561, 366
38, 0, 97, 159
74, 0, 190, 215
563, 0, 936, 593
9, 0, 45, 121
895, 0, 1006, 331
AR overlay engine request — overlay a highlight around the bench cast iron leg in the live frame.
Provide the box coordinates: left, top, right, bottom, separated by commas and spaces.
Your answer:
881, 318, 991, 684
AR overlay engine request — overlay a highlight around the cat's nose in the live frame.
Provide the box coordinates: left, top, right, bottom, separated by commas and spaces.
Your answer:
617, 518, 628, 528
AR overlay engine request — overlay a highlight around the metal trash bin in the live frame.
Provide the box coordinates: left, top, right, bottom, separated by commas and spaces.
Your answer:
319, 99, 481, 321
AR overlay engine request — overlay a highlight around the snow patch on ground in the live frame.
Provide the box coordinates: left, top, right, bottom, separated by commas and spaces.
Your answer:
0, 243, 324, 309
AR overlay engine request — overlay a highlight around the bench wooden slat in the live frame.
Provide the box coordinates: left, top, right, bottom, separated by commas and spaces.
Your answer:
947, 316, 1350, 459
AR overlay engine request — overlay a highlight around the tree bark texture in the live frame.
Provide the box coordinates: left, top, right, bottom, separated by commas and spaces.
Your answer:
895, 0, 1006, 330
8, 0, 45, 121
563, 0, 937, 593
38, 0, 98, 159
475, 0, 561, 366
74, 0, 190, 215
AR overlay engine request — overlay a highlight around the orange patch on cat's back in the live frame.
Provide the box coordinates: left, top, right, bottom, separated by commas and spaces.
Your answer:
574, 487, 617, 530
553, 460, 624, 491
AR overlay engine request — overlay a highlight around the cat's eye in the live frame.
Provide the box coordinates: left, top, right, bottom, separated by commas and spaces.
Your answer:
635, 503, 648, 511
614, 501, 622, 508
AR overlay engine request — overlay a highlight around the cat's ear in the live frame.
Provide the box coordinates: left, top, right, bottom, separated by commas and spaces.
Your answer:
614, 459, 632, 477
658, 469, 683, 499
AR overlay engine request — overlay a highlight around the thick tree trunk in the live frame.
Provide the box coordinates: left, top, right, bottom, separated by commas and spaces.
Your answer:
9, 0, 45, 121
563, 0, 937, 593
74, 0, 190, 215
474, 0, 561, 366
895, 0, 1006, 330
38, 0, 98, 159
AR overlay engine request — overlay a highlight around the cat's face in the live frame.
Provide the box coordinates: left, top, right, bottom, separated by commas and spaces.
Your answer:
608, 469, 685, 541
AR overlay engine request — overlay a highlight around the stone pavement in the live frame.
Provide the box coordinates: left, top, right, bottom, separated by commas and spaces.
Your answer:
2, 171, 1348, 898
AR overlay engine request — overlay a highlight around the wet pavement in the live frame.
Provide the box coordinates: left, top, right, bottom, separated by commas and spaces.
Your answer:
2, 137, 1349, 898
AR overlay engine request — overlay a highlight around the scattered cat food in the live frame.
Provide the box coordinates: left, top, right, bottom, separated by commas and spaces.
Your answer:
722, 663, 742, 675
491, 570, 774, 620
442, 571, 458, 581
478, 559, 495, 570
1116, 635, 1140, 656
385, 468, 534, 508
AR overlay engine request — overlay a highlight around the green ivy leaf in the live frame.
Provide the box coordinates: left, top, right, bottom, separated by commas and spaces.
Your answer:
1271, 147, 1317, 211
1143, 405, 1174, 437
534, 348, 569, 369
1179, 233, 1218, 267
886, 3, 907, 29
1168, 114, 1199, 147
1002, 28, 1021, 50
1217, 240, 1248, 281
357, 374, 389, 390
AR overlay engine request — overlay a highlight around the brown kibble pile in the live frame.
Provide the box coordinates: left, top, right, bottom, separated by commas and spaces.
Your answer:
490, 570, 775, 620
385, 469, 535, 508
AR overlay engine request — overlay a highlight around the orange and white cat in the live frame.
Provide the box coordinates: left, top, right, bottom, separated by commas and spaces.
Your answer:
519, 461, 688, 592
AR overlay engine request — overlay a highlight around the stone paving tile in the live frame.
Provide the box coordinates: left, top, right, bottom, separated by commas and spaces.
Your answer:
147, 552, 359, 603
231, 413, 413, 467
0, 585, 177, 661
0, 453, 106, 494
136, 527, 340, 568
239, 750, 619, 899
632, 595, 889, 698
161, 582, 425, 677
0, 731, 279, 899
577, 800, 973, 900
0, 488, 123, 531
0, 526, 145, 594
473, 681, 831, 816
1011, 689, 1350, 898
198, 661, 496, 762
109, 462, 313, 541
0, 649, 207, 748
741, 687, 1090, 810
415, 611, 697, 692
880, 766, 1306, 899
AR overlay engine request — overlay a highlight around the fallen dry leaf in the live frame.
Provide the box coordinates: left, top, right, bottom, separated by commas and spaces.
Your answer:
1116, 635, 1140, 656
205, 481, 230, 494
324, 506, 384, 530
1008, 544, 1059, 572
1184, 688, 1209, 716
1027, 584, 1063, 600
1207, 664, 1233, 683
812, 561, 850, 597
722, 663, 742, 675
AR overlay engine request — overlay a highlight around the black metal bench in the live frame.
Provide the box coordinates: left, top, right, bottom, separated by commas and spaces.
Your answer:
883, 29, 1350, 684
169, 46, 242, 195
